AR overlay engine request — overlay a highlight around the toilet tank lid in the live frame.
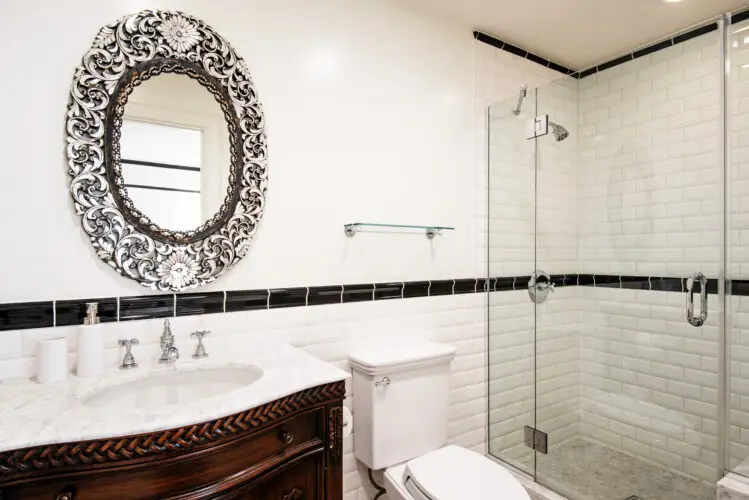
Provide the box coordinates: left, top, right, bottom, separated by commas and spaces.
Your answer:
349, 342, 456, 376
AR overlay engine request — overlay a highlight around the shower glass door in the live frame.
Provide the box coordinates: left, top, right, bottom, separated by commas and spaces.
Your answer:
532, 20, 724, 500
487, 88, 538, 477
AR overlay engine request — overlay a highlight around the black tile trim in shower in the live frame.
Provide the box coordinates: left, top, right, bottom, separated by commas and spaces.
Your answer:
225, 289, 269, 312
731, 279, 749, 296
342, 283, 374, 303
429, 279, 454, 296
650, 277, 683, 293
119, 295, 174, 322
473, 31, 575, 76
594, 275, 621, 288
578, 274, 595, 286
573, 21, 719, 79
55, 297, 118, 326
403, 281, 430, 299
0, 301, 54, 331
176, 292, 224, 317
673, 23, 717, 45
734, 8, 749, 25
477, 10, 745, 79
374, 282, 404, 300
495, 277, 515, 292
308, 285, 343, 306
619, 276, 650, 290
269, 287, 307, 309
632, 39, 673, 60
8, 273, 749, 331
454, 278, 478, 294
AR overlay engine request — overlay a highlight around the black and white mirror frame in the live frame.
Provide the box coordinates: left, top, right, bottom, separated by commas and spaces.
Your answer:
65, 10, 267, 291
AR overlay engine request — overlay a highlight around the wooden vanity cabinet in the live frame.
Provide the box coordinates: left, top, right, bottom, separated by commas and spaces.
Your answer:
0, 381, 345, 500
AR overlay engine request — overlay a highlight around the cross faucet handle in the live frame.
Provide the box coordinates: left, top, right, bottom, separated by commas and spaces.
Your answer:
191, 330, 210, 359
118, 338, 139, 370
191, 330, 211, 339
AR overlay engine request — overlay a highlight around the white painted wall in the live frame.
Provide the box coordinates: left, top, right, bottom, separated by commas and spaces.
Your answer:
0, 0, 476, 302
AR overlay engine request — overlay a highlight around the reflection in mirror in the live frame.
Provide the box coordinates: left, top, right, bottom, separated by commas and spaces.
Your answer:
119, 74, 229, 232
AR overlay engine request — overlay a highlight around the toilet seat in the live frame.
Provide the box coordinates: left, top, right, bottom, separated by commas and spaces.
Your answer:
384, 445, 531, 500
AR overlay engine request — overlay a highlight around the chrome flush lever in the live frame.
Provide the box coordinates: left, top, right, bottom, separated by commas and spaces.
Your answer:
685, 272, 708, 327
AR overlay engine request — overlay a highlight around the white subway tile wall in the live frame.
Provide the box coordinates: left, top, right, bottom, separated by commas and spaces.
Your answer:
578, 32, 722, 278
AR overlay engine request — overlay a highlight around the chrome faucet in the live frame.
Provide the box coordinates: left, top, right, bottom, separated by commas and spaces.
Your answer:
158, 319, 179, 363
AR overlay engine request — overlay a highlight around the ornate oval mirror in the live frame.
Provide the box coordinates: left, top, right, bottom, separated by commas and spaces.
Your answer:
66, 10, 267, 291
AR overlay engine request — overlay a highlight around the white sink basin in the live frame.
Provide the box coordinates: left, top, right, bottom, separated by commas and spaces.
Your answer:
83, 366, 263, 411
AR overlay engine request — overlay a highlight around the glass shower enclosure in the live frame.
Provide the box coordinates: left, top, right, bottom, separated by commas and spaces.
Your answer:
487, 10, 749, 500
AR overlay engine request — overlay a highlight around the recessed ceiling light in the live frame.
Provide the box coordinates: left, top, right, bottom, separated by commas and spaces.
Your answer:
662, 0, 684, 3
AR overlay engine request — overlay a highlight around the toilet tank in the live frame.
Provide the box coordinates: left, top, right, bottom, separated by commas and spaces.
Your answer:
349, 342, 456, 470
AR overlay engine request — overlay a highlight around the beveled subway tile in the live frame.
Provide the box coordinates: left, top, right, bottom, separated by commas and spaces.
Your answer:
269, 288, 307, 309
477, 278, 488, 293
308, 285, 343, 306
342, 284, 374, 303
56, 297, 117, 326
176, 292, 224, 317
374, 282, 403, 300
429, 280, 454, 296
225, 289, 268, 312
403, 281, 429, 299
0, 302, 54, 331
120, 295, 174, 321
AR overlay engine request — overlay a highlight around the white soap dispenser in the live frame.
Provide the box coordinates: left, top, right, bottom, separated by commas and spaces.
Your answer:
77, 302, 104, 377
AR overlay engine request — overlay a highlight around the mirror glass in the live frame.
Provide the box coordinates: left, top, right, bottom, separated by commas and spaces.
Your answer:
119, 74, 230, 232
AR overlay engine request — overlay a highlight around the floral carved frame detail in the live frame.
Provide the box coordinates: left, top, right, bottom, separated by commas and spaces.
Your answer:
66, 10, 267, 291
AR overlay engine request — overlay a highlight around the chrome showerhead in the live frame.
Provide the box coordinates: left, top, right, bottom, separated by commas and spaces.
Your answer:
549, 121, 569, 142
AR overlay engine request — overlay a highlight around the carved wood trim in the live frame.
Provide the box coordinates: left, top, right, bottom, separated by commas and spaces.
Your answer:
0, 381, 345, 480
327, 406, 343, 460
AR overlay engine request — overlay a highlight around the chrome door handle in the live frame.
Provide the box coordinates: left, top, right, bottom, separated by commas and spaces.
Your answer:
685, 272, 708, 327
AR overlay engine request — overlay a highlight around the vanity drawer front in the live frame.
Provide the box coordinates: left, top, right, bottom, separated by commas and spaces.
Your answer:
213, 450, 324, 499
1, 408, 325, 500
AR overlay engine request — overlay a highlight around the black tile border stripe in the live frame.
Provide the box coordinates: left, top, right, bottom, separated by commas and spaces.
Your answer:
735, 8, 749, 25
3, 274, 748, 331
571, 21, 719, 79
475, 10, 749, 80
473, 31, 575, 76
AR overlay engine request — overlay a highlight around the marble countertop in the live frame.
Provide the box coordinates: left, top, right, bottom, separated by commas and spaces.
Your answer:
0, 342, 349, 453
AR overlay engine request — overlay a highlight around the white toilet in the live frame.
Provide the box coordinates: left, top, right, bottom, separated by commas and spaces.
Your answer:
350, 342, 530, 500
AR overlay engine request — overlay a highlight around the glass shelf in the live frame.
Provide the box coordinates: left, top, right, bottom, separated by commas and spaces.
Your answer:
344, 223, 455, 239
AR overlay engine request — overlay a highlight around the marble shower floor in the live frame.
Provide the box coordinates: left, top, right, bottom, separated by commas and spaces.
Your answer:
521, 437, 715, 500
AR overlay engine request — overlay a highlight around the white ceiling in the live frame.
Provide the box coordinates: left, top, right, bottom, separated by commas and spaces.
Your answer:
401, 0, 749, 69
